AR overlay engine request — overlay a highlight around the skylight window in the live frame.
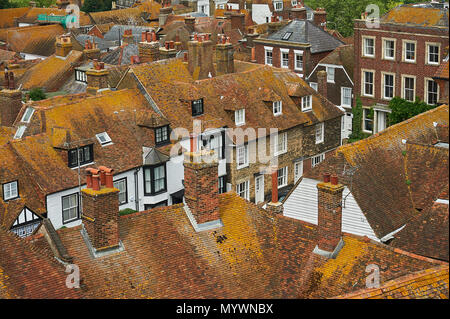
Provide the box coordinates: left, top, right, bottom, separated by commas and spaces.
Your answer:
21, 107, 35, 123
282, 32, 292, 40
96, 132, 112, 146
14, 126, 26, 139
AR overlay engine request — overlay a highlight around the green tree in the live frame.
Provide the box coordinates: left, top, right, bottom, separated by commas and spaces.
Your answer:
29, 88, 46, 101
348, 96, 371, 142
81, 0, 112, 12
388, 97, 437, 125
0, 0, 17, 9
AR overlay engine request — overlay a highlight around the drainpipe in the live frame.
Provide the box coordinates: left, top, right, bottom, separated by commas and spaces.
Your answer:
134, 167, 140, 211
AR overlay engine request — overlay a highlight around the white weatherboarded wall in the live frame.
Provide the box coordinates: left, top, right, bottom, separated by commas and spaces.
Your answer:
283, 177, 379, 241
252, 4, 272, 24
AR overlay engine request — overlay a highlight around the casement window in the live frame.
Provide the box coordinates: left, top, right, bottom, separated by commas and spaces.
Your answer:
326, 66, 335, 83
192, 98, 204, 116
235, 109, 245, 126
202, 131, 225, 159
311, 153, 325, 167
273, 101, 282, 115
277, 166, 288, 188
301, 95, 312, 111
383, 39, 395, 60
14, 125, 26, 139
403, 76, 415, 102
403, 41, 416, 62
155, 125, 170, 145
383, 73, 395, 100
294, 51, 303, 71
96, 132, 112, 146
294, 161, 303, 182
291, 0, 298, 6
309, 82, 318, 91
265, 47, 273, 66
62, 193, 79, 224
21, 107, 35, 123
306, 11, 313, 20
315, 122, 324, 144
144, 164, 167, 195
362, 70, 374, 97
281, 51, 289, 68
218, 175, 226, 194
236, 180, 249, 200
427, 43, 440, 65
274, 1, 283, 11
341, 87, 352, 107
113, 178, 127, 205
2, 181, 18, 201
426, 79, 439, 105
236, 144, 249, 169
363, 108, 373, 133
282, 32, 292, 40
363, 37, 375, 57
75, 70, 87, 83
68, 144, 94, 168
274, 132, 287, 155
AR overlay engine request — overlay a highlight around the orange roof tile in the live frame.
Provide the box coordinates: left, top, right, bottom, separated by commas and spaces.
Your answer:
434, 60, 449, 80
381, 5, 449, 28
0, 7, 30, 29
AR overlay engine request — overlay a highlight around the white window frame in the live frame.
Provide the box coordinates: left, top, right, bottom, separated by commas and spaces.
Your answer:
21, 107, 35, 123
426, 42, 440, 65
381, 72, 395, 101
96, 132, 112, 146
311, 153, 325, 168
425, 77, 439, 105
3, 181, 18, 201
315, 122, 324, 144
309, 82, 318, 91
294, 161, 303, 182
402, 75, 416, 102
294, 50, 303, 71
277, 166, 288, 188
291, 0, 298, 6
274, 131, 287, 156
326, 66, 335, 83
264, 46, 273, 66
236, 180, 250, 200
274, 1, 283, 11
341, 87, 352, 107
382, 38, 396, 61
113, 178, 127, 205
62, 193, 79, 224
403, 40, 416, 63
235, 109, 245, 126
301, 95, 312, 111
362, 69, 375, 97
362, 36, 375, 58
273, 100, 282, 116
280, 48, 289, 69
362, 108, 373, 133
236, 144, 249, 169
14, 125, 26, 139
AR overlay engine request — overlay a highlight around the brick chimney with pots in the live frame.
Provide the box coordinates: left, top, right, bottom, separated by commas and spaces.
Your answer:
122, 29, 134, 45
187, 34, 215, 80
184, 16, 196, 34
159, 41, 177, 60
83, 39, 101, 60
246, 28, 259, 48
0, 72, 22, 127
55, 34, 73, 57
86, 60, 109, 95
216, 35, 234, 75
317, 70, 327, 98
81, 167, 122, 255
266, 167, 284, 215
159, 5, 173, 26
138, 31, 160, 63
313, 8, 327, 28
183, 134, 223, 231
313, 173, 345, 258
290, 5, 307, 20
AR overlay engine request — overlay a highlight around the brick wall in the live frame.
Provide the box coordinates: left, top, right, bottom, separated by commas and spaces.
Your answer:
0, 90, 22, 127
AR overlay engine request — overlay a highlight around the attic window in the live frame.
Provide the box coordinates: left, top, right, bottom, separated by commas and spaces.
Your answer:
155, 125, 170, 145
2, 180, 18, 201
282, 32, 292, 40
192, 99, 204, 117
96, 132, 112, 146
273, 101, 282, 116
14, 126, 26, 139
301, 95, 312, 111
21, 107, 35, 123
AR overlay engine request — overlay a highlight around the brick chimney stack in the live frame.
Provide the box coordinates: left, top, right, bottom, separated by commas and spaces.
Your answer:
265, 167, 284, 214
290, 5, 307, 20
314, 173, 345, 257
231, 12, 245, 33
216, 35, 234, 75
159, 41, 177, 60
138, 30, 160, 63
86, 60, 109, 95
83, 39, 101, 60
55, 34, 73, 57
317, 70, 327, 98
184, 16, 196, 34
183, 135, 222, 228
0, 71, 22, 127
122, 29, 134, 45
187, 34, 215, 80
313, 8, 327, 29
82, 167, 120, 253
159, 5, 173, 26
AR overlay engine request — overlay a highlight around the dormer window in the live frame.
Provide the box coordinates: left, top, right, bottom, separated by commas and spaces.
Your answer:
96, 132, 112, 146
273, 101, 282, 116
68, 144, 94, 168
21, 107, 35, 123
192, 98, 204, 116
301, 95, 312, 111
235, 109, 245, 126
155, 125, 170, 145
2, 180, 18, 201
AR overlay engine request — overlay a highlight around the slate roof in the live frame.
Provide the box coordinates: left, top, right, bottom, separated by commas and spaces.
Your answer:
24, 192, 444, 299
101, 43, 139, 66
75, 34, 118, 51
266, 19, 344, 54
300, 105, 449, 260
103, 25, 156, 43
380, 4, 449, 28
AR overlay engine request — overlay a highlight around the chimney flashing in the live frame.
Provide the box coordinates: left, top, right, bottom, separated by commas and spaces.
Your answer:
183, 205, 223, 232
313, 238, 345, 259
80, 224, 125, 259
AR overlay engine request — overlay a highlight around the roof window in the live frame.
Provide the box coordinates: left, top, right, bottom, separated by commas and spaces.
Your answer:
96, 132, 112, 146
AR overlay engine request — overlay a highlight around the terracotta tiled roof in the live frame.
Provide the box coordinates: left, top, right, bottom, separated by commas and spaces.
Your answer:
18, 50, 84, 91
335, 265, 449, 299
2, 24, 65, 57
23, 192, 443, 298
317, 44, 354, 81
89, 1, 161, 25
0, 7, 30, 29
0, 49, 20, 62
303, 105, 449, 259
434, 60, 449, 80
381, 5, 449, 28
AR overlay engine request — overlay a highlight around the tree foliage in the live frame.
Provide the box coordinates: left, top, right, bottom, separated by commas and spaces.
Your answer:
0, 0, 16, 9
388, 97, 437, 125
29, 88, 46, 101
81, 0, 112, 12
348, 96, 371, 142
